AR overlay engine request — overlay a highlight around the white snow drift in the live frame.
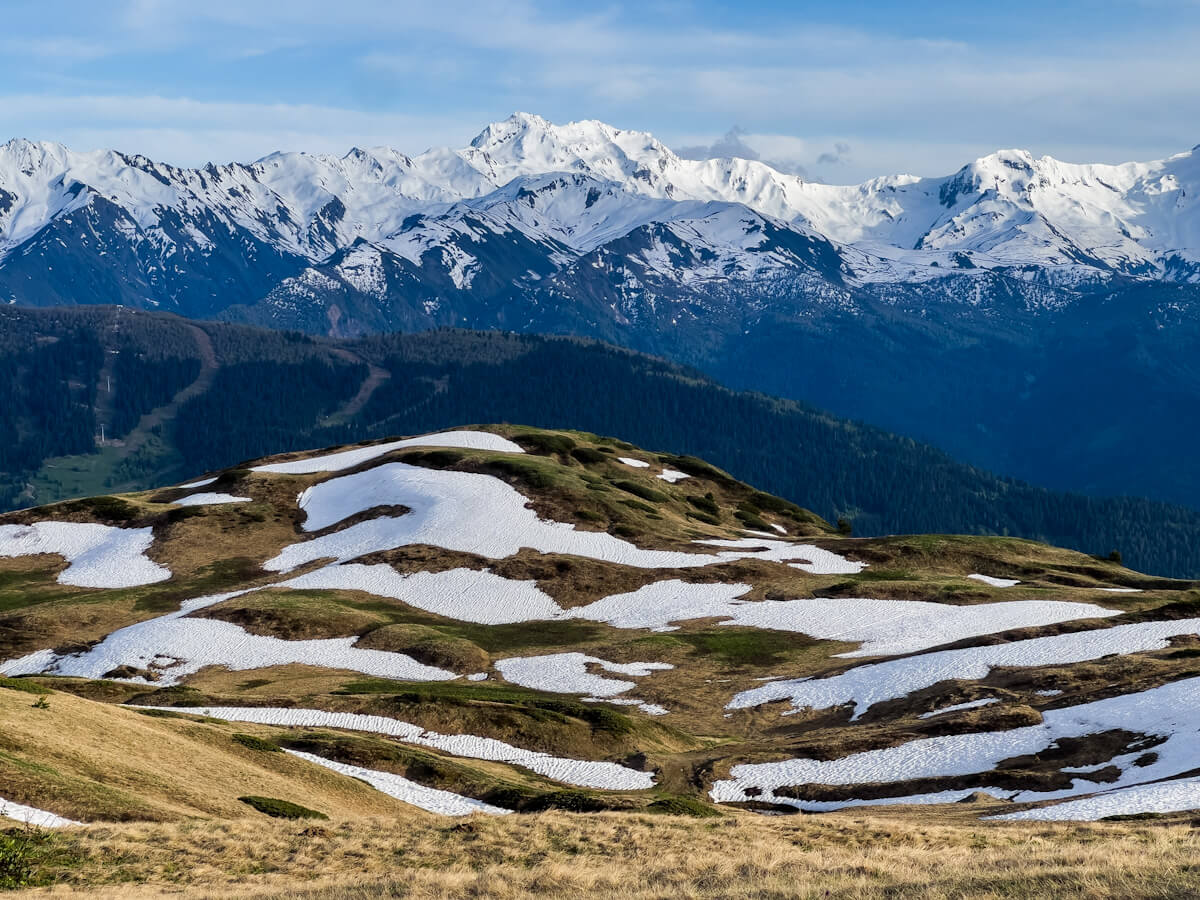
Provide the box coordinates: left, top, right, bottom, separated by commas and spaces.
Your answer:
175, 492, 251, 506
0, 797, 81, 828
565, 580, 1116, 658
657, 469, 690, 483
264, 461, 864, 575
992, 777, 1200, 821
0, 589, 454, 684
968, 574, 1020, 588
713, 674, 1200, 819
286, 750, 511, 816
158, 706, 655, 790
728, 616, 1199, 717
281, 563, 563, 624
919, 698, 1000, 719
252, 430, 524, 475
495, 652, 672, 715
0, 522, 170, 588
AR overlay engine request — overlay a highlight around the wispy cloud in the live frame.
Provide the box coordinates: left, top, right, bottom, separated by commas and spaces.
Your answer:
0, 0, 1196, 180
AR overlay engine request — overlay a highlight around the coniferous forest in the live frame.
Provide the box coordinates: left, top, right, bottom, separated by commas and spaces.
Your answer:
2, 305, 1199, 578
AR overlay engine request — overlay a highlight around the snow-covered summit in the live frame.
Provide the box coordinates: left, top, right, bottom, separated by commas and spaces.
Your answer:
0, 114, 1198, 322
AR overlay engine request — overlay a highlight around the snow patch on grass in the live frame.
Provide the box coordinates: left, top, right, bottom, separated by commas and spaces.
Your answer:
728, 615, 1187, 718
992, 777, 1200, 821
0, 797, 81, 828
919, 698, 999, 719
968, 574, 1020, 588
178, 477, 216, 489
286, 750, 511, 816
265, 463, 868, 574
567, 580, 1116, 657
152, 706, 655, 789
0, 589, 455, 684
495, 652, 672, 715
175, 492, 251, 506
280, 563, 562, 624
618, 457, 650, 468
252, 430, 524, 475
714, 675, 1200, 816
0, 522, 170, 588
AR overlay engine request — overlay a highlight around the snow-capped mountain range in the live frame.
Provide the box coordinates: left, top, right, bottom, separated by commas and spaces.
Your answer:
1, 112, 1198, 335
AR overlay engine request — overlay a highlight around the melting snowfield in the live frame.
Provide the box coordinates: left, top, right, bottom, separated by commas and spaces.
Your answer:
713, 675, 1200, 819
991, 777, 1200, 821
918, 698, 1000, 719
281, 564, 563, 624
566, 580, 1116, 657
728, 616, 1200, 717
286, 750, 512, 816
494, 652, 673, 714
968, 574, 1020, 588
0, 797, 81, 828
155, 706, 656, 790
263, 461, 867, 574
252, 429, 525, 475
0, 590, 455, 684
174, 492, 251, 506
0, 522, 171, 588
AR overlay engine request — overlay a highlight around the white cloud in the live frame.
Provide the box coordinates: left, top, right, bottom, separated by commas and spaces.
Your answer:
0, 94, 478, 164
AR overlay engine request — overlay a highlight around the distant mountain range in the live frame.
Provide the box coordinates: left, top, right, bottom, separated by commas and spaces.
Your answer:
2, 114, 1199, 509
3, 112, 1198, 319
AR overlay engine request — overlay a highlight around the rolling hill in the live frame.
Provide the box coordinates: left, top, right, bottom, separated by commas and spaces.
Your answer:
2, 427, 1200, 894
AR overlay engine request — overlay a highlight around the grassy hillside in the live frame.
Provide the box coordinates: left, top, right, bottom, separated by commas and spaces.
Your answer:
2, 306, 1200, 577
3, 427, 1200, 893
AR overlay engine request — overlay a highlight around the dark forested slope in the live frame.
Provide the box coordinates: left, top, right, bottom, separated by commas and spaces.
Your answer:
2, 305, 1198, 577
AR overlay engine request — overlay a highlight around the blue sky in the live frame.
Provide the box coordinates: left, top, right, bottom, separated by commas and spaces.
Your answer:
1, 0, 1197, 182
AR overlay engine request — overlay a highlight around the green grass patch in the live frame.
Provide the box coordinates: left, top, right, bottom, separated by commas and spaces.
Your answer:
523, 791, 612, 813
647, 795, 722, 818
0, 567, 72, 615
619, 498, 656, 514
0, 677, 52, 696
132, 708, 191, 720
232, 734, 281, 753
570, 447, 607, 464
0, 827, 79, 890
341, 608, 605, 654
515, 433, 577, 456
236, 678, 273, 691
613, 481, 669, 503
238, 796, 327, 820
482, 457, 571, 491
677, 629, 819, 667
735, 509, 770, 530
131, 556, 261, 614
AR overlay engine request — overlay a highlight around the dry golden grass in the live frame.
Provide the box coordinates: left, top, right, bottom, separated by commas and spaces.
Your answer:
17, 810, 1200, 899
0, 687, 422, 822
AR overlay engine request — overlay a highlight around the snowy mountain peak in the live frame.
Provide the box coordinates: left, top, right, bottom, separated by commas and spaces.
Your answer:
1, 114, 1199, 321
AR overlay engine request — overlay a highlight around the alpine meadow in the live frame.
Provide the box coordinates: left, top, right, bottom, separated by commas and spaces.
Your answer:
3, 3, 1200, 897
